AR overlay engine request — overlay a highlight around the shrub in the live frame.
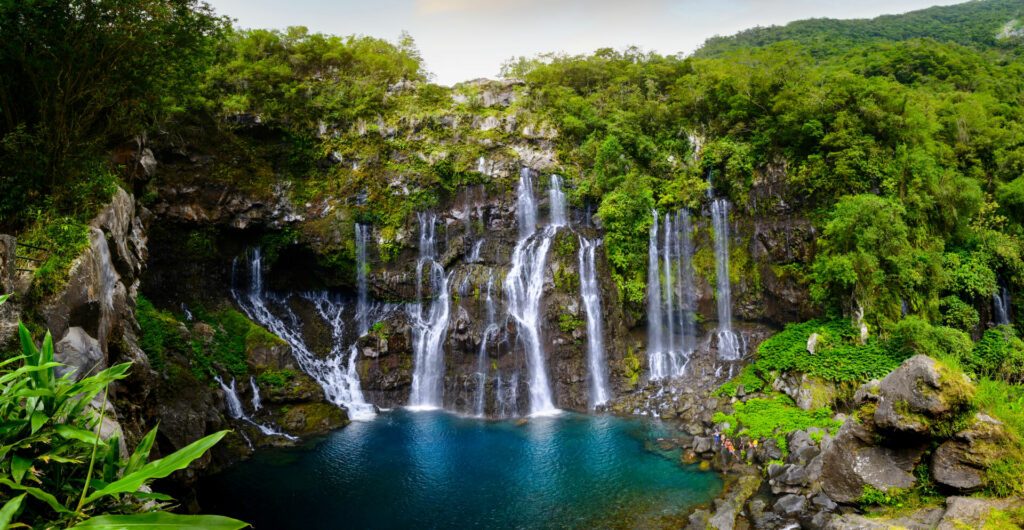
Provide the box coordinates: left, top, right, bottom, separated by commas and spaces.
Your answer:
969, 326, 1024, 382
712, 395, 840, 450
0, 304, 244, 528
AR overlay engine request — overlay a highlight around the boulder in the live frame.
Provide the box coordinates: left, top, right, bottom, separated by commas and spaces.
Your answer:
773, 494, 806, 518
827, 507, 945, 530
937, 496, 1024, 529
693, 436, 714, 454
874, 355, 974, 436
774, 372, 838, 410
932, 413, 1013, 493
820, 420, 926, 504
54, 327, 105, 380
707, 472, 761, 530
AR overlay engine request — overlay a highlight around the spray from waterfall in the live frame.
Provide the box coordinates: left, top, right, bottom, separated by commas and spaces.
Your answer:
578, 237, 610, 408
231, 248, 377, 420
504, 168, 559, 416
409, 212, 452, 410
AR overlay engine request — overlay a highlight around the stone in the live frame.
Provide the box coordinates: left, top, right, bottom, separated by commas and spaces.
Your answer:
55, 327, 105, 380
773, 494, 806, 518
820, 420, 926, 504
874, 355, 974, 436
707, 472, 761, 530
693, 436, 714, 454
807, 332, 820, 354
755, 437, 784, 463
811, 493, 837, 512
827, 507, 945, 530
932, 413, 1013, 493
937, 496, 1024, 529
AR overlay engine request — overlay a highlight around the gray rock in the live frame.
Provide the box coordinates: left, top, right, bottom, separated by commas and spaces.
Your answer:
937, 496, 1024, 529
932, 413, 1010, 493
827, 507, 944, 530
874, 355, 973, 436
811, 493, 837, 512
773, 494, 806, 518
55, 327, 105, 380
756, 437, 784, 463
693, 435, 714, 454
820, 420, 925, 504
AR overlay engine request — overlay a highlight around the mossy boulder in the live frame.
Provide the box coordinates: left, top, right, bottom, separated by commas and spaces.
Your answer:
874, 355, 974, 437
276, 402, 348, 436
932, 413, 1017, 493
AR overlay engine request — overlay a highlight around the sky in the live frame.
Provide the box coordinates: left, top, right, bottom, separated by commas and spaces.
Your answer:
205, 0, 966, 85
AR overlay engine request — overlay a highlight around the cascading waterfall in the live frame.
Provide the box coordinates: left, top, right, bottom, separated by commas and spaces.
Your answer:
474, 271, 498, 417
994, 284, 1012, 325
578, 237, 610, 408
549, 175, 567, 227
409, 212, 452, 410
711, 199, 741, 360
355, 223, 371, 335
214, 375, 296, 439
647, 211, 665, 378
232, 249, 377, 420
677, 211, 698, 356
647, 209, 698, 380
504, 168, 559, 416
250, 376, 262, 411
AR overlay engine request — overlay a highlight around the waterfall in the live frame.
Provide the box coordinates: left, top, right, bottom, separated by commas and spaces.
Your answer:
214, 375, 296, 439
475, 271, 498, 417
231, 249, 377, 421
468, 240, 484, 263
409, 212, 452, 410
647, 211, 666, 379
994, 284, 1011, 325
355, 223, 371, 335
496, 371, 519, 418
516, 168, 537, 239
250, 376, 262, 411
711, 199, 741, 361
663, 213, 676, 358
678, 211, 698, 357
578, 237, 610, 408
647, 209, 699, 380
549, 175, 567, 227
504, 168, 559, 416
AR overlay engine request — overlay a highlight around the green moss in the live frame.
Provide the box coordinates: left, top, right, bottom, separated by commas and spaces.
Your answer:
19, 216, 91, 301
714, 364, 767, 396
558, 313, 585, 333
257, 369, 297, 389
712, 394, 840, 450
623, 347, 642, 387
136, 295, 187, 371
553, 266, 578, 293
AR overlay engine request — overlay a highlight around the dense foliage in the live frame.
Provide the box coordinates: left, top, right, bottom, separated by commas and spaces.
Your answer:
0, 297, 244, 528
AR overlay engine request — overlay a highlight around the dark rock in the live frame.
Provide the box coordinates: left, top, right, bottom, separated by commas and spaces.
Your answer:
773, 494, 806, 518
707, 472, 761, 530
811, 493, 837, 512
755, 437, 784, 463
820, 420, 926, 504
693, 436, 714, 454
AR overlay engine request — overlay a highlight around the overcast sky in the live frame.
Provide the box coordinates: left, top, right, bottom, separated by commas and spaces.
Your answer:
205, 0, 965, 85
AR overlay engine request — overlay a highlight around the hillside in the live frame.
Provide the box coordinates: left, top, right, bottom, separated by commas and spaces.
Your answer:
696, 0, 1024, 58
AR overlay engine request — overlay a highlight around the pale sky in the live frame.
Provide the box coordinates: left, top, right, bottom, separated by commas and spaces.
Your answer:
205, 0, 965, 85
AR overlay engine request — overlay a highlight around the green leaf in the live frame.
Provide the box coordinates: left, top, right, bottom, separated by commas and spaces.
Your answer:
30, 411, 48, 434
11, 454, 31, 484
0, 478, 70, 514
55, 424, 103, 445
0, 494, 25, 529
0, 293, 10, 305
17, 324, 38, 367
69, 512, 249, 529
84, 430, 229, 504
126, 427, 158, 474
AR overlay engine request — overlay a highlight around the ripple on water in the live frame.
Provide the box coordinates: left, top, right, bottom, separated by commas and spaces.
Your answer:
198, 410, 722, 529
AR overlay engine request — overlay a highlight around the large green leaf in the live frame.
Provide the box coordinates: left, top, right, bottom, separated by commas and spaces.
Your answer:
69, 512, 249, 529
0, 493, 25, 529
11, 454, 31, 484
0, 293, 10, 305
55, 424, 104, 446
0, 478, 70, 514
83, 430, 229, 504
